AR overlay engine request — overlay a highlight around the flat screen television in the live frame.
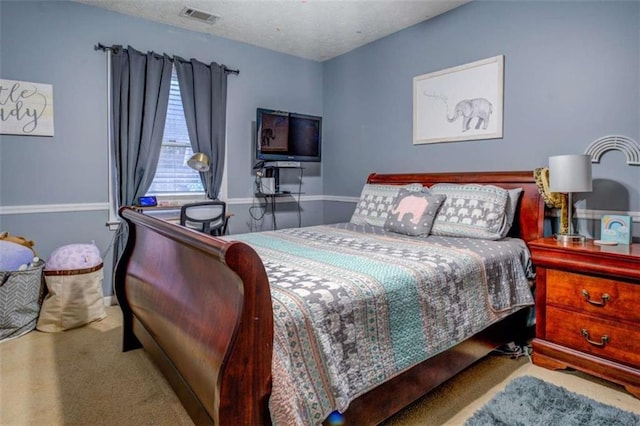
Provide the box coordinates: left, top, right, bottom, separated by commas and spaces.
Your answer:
256, 108, 322, 162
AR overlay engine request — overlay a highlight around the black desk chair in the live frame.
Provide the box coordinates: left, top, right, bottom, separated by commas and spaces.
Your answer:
179, 201, 227, 236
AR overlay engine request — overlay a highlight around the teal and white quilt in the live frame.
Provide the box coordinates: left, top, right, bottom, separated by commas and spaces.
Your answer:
227, 223, 534, 425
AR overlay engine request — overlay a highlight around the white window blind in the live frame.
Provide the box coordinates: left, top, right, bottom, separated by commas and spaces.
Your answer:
147, 67, 204, 195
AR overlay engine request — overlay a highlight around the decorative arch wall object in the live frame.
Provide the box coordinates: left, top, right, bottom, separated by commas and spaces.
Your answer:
584, 135, 640, 166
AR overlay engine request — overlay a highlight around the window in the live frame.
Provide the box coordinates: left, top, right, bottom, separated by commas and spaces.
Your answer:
107, 55, 227, 230
146, 67, 204, 195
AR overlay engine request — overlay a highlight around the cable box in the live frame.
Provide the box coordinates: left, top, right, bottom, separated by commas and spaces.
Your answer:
265, 161, 301, 168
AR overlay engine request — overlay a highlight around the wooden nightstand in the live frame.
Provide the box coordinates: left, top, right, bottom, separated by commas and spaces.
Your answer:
529, 237, 640, 398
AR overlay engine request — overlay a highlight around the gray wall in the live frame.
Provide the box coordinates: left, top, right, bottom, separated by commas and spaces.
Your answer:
0, 1, 323, 294
2, 1, 639, 298
323, 0, 640, 238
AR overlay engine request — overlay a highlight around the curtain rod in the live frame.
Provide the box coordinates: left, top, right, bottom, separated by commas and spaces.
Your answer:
94, 43, 240, 75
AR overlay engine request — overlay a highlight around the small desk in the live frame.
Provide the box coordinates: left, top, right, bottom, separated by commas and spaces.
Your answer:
136, 205, 234, 235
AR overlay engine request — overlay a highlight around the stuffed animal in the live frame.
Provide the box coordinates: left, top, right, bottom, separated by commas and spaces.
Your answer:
0, 232, 38, 271
0, 231, 36, 253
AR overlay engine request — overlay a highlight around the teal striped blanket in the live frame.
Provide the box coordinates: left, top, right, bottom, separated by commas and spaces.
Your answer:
227, 223, 534, 425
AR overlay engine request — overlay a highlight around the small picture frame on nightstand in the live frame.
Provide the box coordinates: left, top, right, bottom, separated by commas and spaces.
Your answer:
601, 214, 632, 245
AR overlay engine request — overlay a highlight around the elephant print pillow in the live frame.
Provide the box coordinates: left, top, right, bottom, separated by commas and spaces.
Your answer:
384, 189, 446, 236
429, 183, 510, 240
350, 183, 425, 228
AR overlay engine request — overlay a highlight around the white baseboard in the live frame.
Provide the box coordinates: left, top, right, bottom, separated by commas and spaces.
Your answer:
103, 295, 118, 306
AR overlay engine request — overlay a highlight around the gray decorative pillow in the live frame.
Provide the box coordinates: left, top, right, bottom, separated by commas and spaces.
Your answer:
500, 188, 523, 238
350, 183, 425, 227
430, 183, 510, 240
384, 189, 446, 236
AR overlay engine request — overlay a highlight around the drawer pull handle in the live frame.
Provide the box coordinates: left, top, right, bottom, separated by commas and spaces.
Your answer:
581, 329, 609, 347
581, 289, 610, 307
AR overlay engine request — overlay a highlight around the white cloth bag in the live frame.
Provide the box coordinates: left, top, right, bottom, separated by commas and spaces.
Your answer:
36, 264, 105, 332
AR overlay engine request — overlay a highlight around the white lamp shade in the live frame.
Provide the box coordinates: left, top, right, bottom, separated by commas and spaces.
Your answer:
549, 154, 593, 193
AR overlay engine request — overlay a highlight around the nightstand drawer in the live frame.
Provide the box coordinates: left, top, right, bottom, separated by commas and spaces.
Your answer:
546, 269, 640, 323
546, 306, 640, 368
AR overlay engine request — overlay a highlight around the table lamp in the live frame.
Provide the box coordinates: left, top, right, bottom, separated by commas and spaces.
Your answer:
548, 154, 593, 242
187, 152, 210, 172
187, 152, 213, 198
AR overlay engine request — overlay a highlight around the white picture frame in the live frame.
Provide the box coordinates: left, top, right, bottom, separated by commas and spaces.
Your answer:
0, 79, 54, 136
413, 55, 503, 144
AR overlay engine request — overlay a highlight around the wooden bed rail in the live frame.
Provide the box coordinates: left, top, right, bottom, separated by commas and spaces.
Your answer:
115, 207, 273, 425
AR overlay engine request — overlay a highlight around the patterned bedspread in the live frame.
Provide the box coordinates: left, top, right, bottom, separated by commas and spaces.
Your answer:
227, 223, 534, 425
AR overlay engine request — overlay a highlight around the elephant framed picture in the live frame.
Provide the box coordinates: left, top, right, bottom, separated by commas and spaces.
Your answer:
413, 55, 504, 144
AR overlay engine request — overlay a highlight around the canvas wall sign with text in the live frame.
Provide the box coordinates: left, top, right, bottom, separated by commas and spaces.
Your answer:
0, 79, 54, 136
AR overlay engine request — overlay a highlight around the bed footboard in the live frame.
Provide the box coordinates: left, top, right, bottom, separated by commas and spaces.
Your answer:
115, 207, 273, 425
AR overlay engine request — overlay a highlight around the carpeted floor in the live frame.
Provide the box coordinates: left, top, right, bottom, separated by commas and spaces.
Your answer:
1, 306, 639, 425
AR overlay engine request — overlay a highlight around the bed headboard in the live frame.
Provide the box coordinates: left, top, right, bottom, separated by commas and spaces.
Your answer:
366, 170, 545, 243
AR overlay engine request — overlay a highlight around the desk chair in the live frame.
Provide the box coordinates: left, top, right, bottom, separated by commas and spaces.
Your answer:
179, 201, 227, 236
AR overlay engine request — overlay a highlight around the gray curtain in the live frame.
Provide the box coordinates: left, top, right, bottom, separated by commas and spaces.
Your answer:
111, 45, 172, 208
174, 57, 228, 199
110, 45, 172, 274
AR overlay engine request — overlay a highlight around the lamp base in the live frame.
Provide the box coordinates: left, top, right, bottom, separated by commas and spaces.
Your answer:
554, 233, 587, 243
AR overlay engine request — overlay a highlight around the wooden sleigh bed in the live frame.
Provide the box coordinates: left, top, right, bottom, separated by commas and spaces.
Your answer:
115, 170, 545, 425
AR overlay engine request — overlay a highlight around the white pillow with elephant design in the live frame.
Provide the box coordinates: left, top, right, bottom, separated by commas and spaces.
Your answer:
429, 183, 510, 240
350, 183, 424, 227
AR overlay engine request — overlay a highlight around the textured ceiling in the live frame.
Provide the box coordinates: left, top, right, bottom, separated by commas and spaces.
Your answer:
76, 0, 471, 61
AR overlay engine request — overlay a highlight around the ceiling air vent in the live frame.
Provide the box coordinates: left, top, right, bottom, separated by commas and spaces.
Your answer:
179, 7, 221, 24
